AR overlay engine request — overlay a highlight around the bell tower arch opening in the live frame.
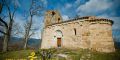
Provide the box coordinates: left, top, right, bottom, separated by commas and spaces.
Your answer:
44, 10, 63, 28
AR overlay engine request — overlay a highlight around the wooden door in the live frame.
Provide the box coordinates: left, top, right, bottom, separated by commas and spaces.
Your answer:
57, 38, 61, 47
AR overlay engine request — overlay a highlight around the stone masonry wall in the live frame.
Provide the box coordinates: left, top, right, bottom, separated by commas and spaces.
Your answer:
41, 16, 115, 52
88, 20, 115, 52
41, 19, 85, 49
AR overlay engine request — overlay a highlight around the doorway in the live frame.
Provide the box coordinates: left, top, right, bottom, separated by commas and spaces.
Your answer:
57, 38, 61, 47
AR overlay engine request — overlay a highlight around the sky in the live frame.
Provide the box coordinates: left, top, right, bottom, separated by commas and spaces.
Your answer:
0, 0, 120, 41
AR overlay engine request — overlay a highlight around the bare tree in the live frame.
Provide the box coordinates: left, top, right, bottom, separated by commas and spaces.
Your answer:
23, 0, 44, 49
0, 3, 8, 35
11, 22, 22, 37
0, 0, 18, 52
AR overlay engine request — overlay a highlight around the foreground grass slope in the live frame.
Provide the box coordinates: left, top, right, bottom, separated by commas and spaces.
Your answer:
0, 49, 120, 60
0, 50, 33, 59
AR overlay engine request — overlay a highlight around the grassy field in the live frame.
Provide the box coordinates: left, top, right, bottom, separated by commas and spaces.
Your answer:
0, 49, 120, 60
0, 50, 33, 59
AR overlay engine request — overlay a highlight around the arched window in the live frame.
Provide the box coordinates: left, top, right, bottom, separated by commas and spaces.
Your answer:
55, 30, 63, 37
74, 28, 76, 35
58, 18, 60, 23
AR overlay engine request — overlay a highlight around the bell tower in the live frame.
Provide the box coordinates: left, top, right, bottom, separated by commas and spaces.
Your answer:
44, 10, 63, 28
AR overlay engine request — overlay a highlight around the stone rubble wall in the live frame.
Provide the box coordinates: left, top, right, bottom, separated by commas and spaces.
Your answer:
41, 15, 115, 52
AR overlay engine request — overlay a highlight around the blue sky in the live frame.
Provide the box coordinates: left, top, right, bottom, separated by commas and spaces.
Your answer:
1, 0, 120, 41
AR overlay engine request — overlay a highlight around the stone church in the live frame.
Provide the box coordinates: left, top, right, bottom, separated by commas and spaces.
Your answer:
41, 10, 115, 52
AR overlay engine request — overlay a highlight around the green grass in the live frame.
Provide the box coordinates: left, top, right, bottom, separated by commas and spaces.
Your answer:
54, 49, 120, 60
0, 50, 33, 60
90, 50, 120, 60
0, 49, 120, 60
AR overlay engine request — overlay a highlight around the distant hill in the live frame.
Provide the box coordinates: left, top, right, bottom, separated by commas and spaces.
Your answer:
114, 41, 120, 49
0, 36, 41, 51
113, 36, 120, 49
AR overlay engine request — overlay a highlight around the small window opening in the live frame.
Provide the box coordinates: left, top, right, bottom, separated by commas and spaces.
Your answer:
51, 11, 55, 16
58, 18, 60, 22
74, 28, 76, 35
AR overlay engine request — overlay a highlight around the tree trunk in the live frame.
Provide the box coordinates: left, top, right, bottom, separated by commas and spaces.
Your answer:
3, 30, 9, 52
23, 40, 27, 49
2, 18, 13, 52
23, 26, 30, 49
23, 15, 32, 50
23, 36, 29, 49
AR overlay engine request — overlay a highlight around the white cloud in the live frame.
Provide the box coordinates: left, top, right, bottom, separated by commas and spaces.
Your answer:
32, 30, 41, 39
62, 15, 69, 20
32, 16, 43, 27
29, 16, 44, 39
41, 0, 47, 6
11, 14, 24, 37
13, 14, 43, 39
13, 0, 21, 7
76, 0, 120, 31
97, 14, 120, 36
14, 14, 25, 27
75, 0, 80, 5
107, 17, 120, 30
76, 0, 112, 16
65, 3, 72, 9
75, 0, 120, 31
